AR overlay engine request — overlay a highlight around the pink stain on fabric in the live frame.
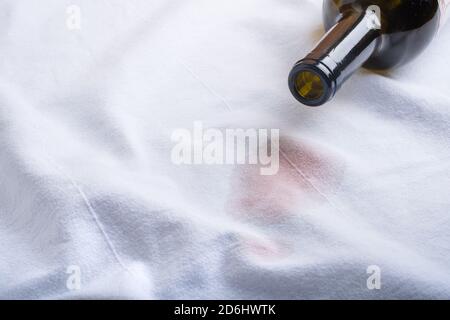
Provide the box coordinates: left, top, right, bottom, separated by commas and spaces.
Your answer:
227, 136, 344, 261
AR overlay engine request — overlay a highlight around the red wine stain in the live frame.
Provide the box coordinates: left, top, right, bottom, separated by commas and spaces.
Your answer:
226, 136, 344, 261
227, 136, 342, 222
239, 235, 290, 261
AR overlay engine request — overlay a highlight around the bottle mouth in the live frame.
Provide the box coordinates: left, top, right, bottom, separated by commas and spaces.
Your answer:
288, 60, 336, 107
295, 70, 325, 100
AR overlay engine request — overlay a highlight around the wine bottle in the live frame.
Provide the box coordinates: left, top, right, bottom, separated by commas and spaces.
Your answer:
288, 0, 449, 106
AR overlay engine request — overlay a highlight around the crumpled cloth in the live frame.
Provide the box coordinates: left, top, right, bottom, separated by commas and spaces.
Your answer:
1, 0, 450, 299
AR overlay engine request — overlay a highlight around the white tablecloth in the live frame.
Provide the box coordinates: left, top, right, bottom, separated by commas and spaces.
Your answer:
1, 0, 450, 299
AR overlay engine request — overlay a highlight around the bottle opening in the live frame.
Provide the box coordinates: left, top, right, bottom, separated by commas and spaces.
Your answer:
288, 62, 335, 107
294, 70, 325, 101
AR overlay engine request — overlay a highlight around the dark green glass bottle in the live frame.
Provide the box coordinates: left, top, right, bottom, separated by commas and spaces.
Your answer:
288, 0, 449, 106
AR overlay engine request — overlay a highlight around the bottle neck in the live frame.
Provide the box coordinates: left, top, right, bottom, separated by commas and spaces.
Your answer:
289, 7, 382, 106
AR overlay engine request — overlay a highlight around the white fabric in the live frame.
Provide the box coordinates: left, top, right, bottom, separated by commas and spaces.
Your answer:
1, 0, 450, 299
